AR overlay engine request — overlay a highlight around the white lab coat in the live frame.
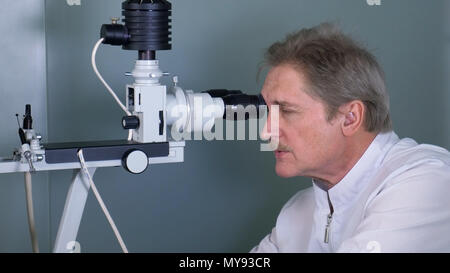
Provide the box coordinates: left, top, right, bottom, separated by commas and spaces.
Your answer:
251, 131, 450, 252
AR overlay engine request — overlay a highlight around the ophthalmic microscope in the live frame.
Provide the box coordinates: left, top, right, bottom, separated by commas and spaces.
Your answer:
0, 0, 266, 253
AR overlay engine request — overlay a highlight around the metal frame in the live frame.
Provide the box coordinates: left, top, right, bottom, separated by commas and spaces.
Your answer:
0, 141, 185, 253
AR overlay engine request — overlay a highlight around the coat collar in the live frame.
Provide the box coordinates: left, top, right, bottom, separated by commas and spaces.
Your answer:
312, 131, 400, 214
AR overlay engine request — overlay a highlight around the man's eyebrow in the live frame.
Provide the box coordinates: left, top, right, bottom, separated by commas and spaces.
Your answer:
271, 100, 300, 108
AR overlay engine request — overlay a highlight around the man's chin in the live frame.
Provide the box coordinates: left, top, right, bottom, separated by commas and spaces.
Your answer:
275, 165, 298, 178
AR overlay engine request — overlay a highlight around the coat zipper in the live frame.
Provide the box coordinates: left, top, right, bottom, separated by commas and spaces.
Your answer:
324, 213, 333, 243
324, 191, 334, 244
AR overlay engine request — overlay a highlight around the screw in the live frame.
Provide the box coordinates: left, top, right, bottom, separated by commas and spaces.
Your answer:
111, 17, 120, 24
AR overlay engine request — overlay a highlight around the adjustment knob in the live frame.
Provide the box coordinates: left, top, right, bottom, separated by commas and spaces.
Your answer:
122, 149, 148, 174
122, 115, 140, 130
111, 17, 120, 24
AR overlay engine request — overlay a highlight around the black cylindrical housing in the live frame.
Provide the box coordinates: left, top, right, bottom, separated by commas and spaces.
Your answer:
100, 24, 129, 46
222, 94, 267, 120
121, 0, 172, 51
202, 89, 243, 98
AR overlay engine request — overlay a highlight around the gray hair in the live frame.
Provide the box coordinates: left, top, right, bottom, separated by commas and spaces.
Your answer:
263, 22, 392, 133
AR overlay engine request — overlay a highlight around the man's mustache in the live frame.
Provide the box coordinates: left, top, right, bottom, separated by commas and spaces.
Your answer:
275, 142, 292, 152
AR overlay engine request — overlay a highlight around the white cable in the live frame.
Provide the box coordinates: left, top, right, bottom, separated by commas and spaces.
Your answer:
77, 149, 129, 253
92, 38, 131, 116
24, 172, 39, 253
91, 38, 134, 141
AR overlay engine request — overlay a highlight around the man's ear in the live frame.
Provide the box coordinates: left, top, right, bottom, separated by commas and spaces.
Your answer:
340, 100, 365, 136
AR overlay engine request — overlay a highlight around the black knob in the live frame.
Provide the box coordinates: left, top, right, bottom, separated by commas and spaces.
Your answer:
23, 104, 33, 130
122, 115, 140, 130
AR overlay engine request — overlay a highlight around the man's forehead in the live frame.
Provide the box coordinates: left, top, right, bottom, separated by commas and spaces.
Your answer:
262, 86, 303, 106
261, 81, 306, 108
261, 64, 308, 103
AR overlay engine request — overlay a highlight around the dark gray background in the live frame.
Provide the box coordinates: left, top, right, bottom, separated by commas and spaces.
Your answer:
0, 0, 449, 252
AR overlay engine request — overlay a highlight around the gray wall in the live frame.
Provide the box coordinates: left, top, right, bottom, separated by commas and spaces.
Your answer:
0, 0, 449, 252
0, 0, 50, 252
446, 0, 450, 149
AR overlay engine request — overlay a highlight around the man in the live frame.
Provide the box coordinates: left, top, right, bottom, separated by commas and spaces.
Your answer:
251, 23, 450, 252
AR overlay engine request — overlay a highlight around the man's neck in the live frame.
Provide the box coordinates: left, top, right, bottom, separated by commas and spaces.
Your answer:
313, 131, 377, 190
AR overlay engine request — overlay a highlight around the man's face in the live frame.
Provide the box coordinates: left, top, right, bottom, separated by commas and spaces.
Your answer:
261, 64, 345, 178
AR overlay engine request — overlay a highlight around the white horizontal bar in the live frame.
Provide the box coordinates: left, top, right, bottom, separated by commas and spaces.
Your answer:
0, 142, 185, 174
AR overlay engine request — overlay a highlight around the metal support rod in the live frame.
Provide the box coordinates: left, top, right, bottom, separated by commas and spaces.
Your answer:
53, 168, 96, 253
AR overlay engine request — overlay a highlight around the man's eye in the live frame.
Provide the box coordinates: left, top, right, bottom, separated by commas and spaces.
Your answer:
281, 108, 293, 113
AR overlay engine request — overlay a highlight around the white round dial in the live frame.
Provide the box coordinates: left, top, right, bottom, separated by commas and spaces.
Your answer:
124, 150, 148, 174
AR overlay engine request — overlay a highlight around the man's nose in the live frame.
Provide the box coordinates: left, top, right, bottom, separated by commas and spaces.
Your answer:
260, 105, 280, 140
261, 114, 272, 141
